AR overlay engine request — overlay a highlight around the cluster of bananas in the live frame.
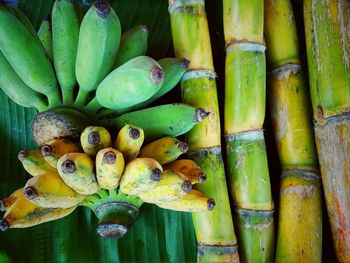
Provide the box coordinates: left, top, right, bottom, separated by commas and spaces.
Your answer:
0, 0, 189, 117
0, 125, 214, 238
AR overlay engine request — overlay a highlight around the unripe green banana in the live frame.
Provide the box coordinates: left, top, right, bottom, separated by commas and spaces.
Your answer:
52, 0, 81, 104
80, 126, 112, 156
139, 136, 188, 165
164, 159, 207, 184
97, 103, 209, 141
37, 19, 53, 60
0, 50, 48, 111
0, 188, 24, 212
0, 5, 61, 107
18, 149, 56, 177
96, 56, 164, 110
113, 24, 148, 68
75, 0, 121, 106
115, 124, 144, 162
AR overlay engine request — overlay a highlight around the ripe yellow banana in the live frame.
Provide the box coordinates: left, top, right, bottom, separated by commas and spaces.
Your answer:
18, 149, 56, 177
139, 136, 188, 165
115, 124, 144, 162
155, 190, 215, 212
24, 172, 85, 208
57, 153, 99, 195
137, 169, 192, 203
80, 126, 112, 156
41, 138, 81, 168
120, 158, 163, 195
0, 197, 76, 231
164, 159, 207, 184
96, 148, 124, 189
0, 188, 24, 212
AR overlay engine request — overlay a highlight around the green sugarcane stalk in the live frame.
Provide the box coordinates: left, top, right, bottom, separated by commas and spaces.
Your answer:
223, 1, 275, 262
304, 0, 350, 262
264, 0, 322, 262
169, 0, 239, 262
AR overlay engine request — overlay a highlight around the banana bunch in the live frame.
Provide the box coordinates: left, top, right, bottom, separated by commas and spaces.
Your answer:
0, 125, 214, 238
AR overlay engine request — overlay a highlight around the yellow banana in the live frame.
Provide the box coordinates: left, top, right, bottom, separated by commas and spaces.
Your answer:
155, 190, 215, 212
120, 158, 163, 195
139, 136, 188, 165
57, 153, 99, 195
137, 169, 192, 203
41, 138, 81, 168
164, 159, 207, 184
96, 148, 124, 189
18, 149, 56, 176
0, 197, 76, 231
80, 126, 111, 156
24, 172, 85, 208
0, 188, 24, 212
115, 124, 144, 162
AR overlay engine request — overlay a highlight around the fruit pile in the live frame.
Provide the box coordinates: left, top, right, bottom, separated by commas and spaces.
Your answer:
0, 125, 214, 238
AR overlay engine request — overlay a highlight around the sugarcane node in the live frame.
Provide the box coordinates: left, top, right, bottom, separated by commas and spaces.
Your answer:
0, 219, 9, 232
207, 198, 215, 211
193, 108, 209, 123
151, 168, 162, 181
96, 222, 128, 238
61, 160, 76, 173
0, 200, 4, 212
103, 151, 116, 164
129, 128, 140, 139
93, 0, 110, 19
181, 58, 190, 69
198, 172, 207, 183
88, 131, 101, 145
139, 24, 148, 32
150, 67, 164, 84
181, 180, 192, 193
17, 150, 28, 161
24, 187, 37, 200
316, 105, 324, 119
41, 144, 52, 157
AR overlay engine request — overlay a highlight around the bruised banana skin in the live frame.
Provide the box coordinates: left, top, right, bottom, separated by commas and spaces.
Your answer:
0, 188, 24, 212
80, 126, 112, 156
137, 169, 192, 203
120, 158, 163, 195
96, 56, 164, 110
96, 148, 124, 189
115, 124, 144, 162
18, 149, 56, 177
57, 153, 99, 195
155, 190, 215, 212
24, 172, 85, 208
113, 24, 148, 68
37, 19, 53, 60
139, 136, 188, 165
164, 159, 207, 184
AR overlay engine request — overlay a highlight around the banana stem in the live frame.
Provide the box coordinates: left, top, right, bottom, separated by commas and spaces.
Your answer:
47, 89, 62, 109
34, 99, 49, 112
61, 85, 75, 105
75, 88, 89, 106
85, 97, 103, 113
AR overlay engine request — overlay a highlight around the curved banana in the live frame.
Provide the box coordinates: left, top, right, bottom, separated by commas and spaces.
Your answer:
139, 136, 188, 165
120, 158, 163, 195
52, 0, 81, 104
164, 159, 207, 184
115, 124, 144, 162
37, 18, 53, 60
155, 190, 215, 212
80, 126, 111, 156
0, 188, 24, 212
18, 149, 56, 177
95, 148, 124, 189
0, 197, 76, 231
41, 138, 81, 168
75, 0, 121, 106
137, 169, 192, 203
57, 153, 99, 195
96, 56, 164, 110
113, 24, 148, 68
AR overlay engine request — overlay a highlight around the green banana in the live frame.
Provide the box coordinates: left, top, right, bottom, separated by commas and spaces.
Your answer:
80, 126, 112, 156
113, 24, 148, 68
0, 5, 61, 107
75, 0, 121, 106
115, 124, 144, 162
18, 149, 56, 177
0, 50, 48, 111
97, 103, 209, 141
95, 56, 164, 110
52, 0, 81, 104
37, 19, 53, 60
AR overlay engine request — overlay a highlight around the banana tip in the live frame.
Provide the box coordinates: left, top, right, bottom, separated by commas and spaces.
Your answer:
93, 0, 110, 18
0, 219, 9, 232
17, 150, 28, 161
97, 223, 128, 238
41, 145, 52, 157
207, 198, 215, 211
0, 200, 4, 212
129, 128, 140, 139
193, 108, 209, 123
178, 142, 189, 153
24, 187, 37, 200
88, 131, 101, 145
61, 160, 76, 173
151, 67, 165, 84
181, 181, 192, 193
151, 168, 162, 182
104, 151, 116, 164
182, 58, 190, 69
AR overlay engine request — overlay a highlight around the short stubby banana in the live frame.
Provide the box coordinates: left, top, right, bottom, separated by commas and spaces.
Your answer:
80, 126, 112, 156
164, 159, 207, 184
37, 19, 53, 60
18, 149, 56, 176
0, 188, 24, 212
115, 124, 144, 162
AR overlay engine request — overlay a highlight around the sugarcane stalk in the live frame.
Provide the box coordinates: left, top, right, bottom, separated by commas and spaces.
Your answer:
304, 0, 350, 262
223, 1, 275, 262
169, 0, 239, 262
264, 1, 323, 262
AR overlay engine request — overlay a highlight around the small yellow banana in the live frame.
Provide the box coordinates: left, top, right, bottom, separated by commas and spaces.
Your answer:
115, 124, 144, 161
80, 126, 111, 156
24, 172, 85, 208
41, 138, 81, 168
120, 158, 163, 195
164, 159, 207, 184
57, 153, 99, 195
96, 148, 124, 189
137, 169, 192, 203
18, 149, 56, 176
0, 188, 24, 212
155, 190, 215, 212
0, 197, 76, 231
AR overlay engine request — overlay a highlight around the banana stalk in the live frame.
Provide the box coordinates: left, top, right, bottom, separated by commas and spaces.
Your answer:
264, 1, 322, 262
223, 1, 274, 262
169, 1, 239, 262
304, 0, 350, 262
